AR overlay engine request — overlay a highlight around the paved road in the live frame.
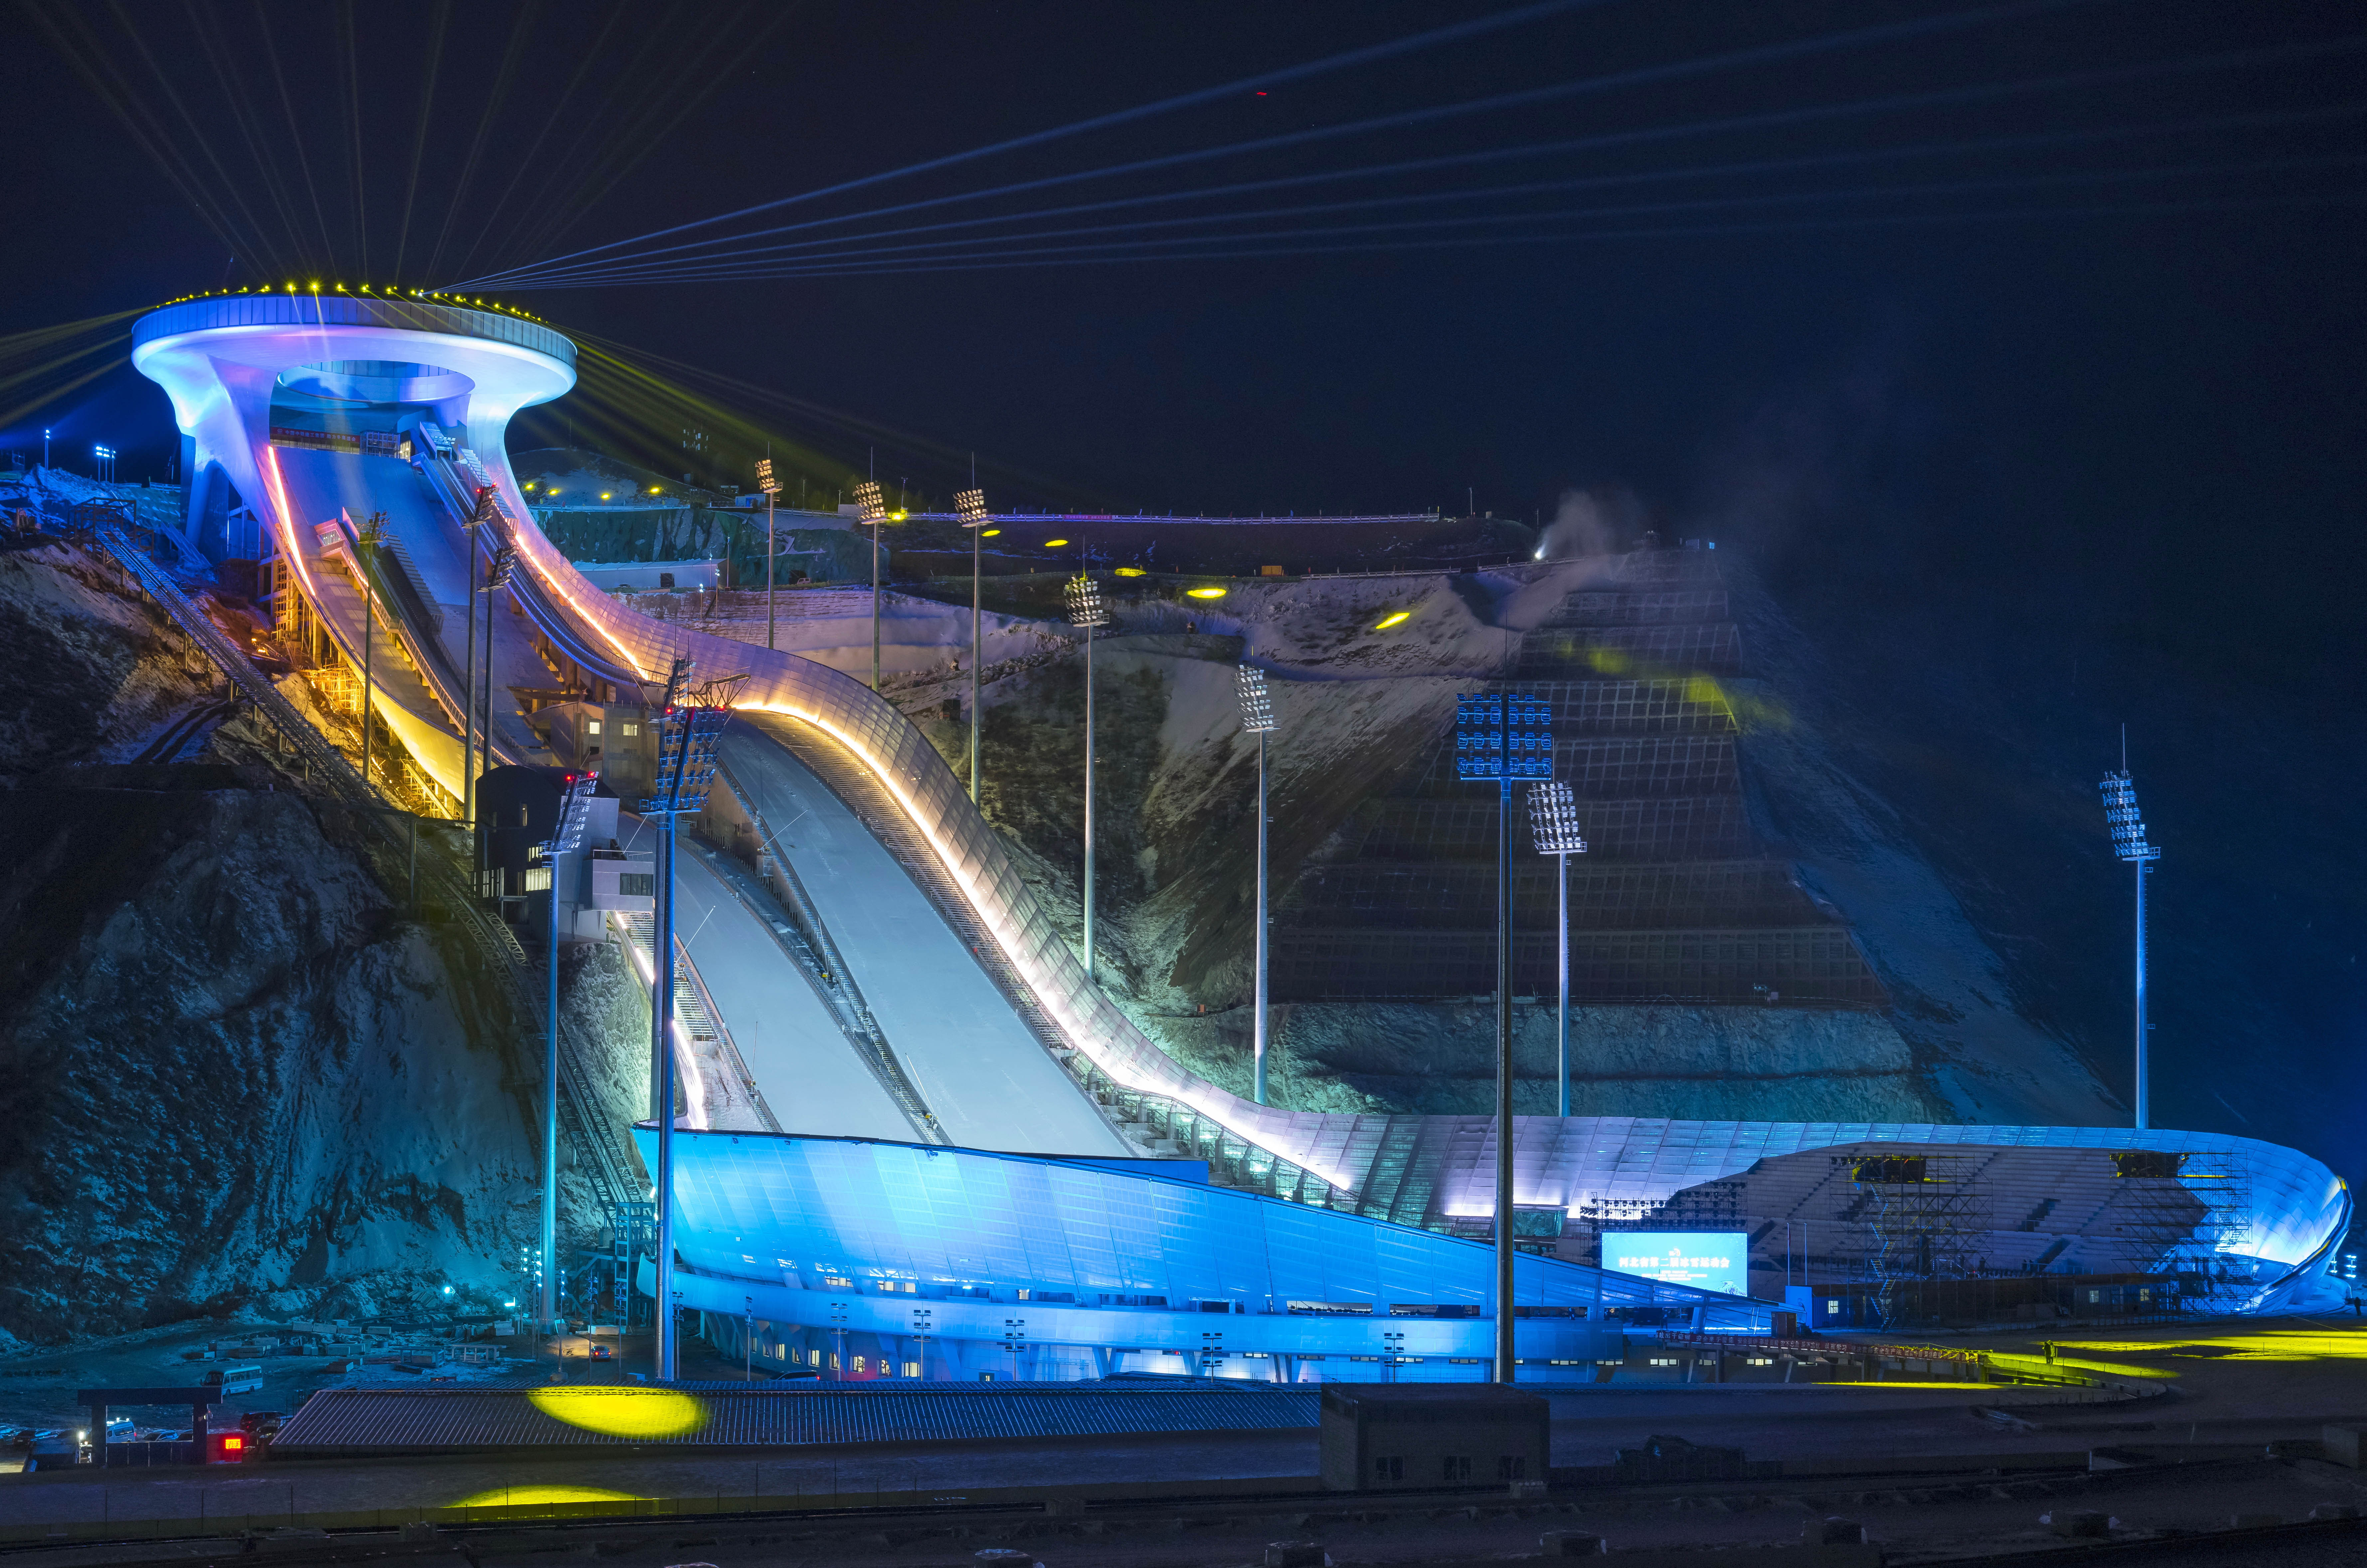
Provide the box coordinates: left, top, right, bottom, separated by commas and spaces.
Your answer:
664, 837, 917, 1143
723, 723, 1129, 1157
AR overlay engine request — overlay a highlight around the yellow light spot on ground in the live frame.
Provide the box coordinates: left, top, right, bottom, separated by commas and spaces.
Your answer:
1991, 1352, 2171, 1379
2054, 1330, 2367, 1364
1187, 586, 1227, 599
526, 1387, 706, 1438
1044, 538, 1069, 547
1374, 610, 1411, 630
455, 1485, 643, 1507
1113, 567, 1145, 577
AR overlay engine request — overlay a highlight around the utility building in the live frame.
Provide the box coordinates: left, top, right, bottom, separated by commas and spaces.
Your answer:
475, 765, 647, 940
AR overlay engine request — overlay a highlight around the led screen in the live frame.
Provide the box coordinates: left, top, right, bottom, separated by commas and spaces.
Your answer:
1602, 1232, 1748, 1297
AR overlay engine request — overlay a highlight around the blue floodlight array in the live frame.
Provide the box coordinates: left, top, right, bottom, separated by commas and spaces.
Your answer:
1456, 692, 1553, 780
643, 708, 728, 815
2098, 771, 2160, 863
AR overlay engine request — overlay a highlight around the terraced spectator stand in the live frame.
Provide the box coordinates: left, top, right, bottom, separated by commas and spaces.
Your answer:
1273, 549, 1884, 1007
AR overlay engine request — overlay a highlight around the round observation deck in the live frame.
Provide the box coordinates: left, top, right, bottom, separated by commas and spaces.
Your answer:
133, 293, 575, 369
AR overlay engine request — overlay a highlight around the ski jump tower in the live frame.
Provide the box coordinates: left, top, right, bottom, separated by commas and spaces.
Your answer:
132, 291, 593, 803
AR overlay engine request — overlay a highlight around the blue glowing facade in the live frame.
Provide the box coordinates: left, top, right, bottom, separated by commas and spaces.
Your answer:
640, 1130, 1765, 1383
641, 1124, 2348, 1383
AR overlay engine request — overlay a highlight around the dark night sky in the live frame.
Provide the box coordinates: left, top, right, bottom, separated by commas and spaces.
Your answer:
4, 1, 2365, 1150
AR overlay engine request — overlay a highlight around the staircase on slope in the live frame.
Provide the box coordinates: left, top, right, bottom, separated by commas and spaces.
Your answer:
1269, 548, 1885, 1006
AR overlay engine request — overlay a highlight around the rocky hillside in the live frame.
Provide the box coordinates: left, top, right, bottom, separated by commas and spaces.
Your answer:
0, 540, 642, 1346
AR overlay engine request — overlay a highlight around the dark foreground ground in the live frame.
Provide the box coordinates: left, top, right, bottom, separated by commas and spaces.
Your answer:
5, 1317, 2366, 1566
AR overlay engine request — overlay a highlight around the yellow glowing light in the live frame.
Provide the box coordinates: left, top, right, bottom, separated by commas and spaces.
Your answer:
1113, 567, 1146, 577
2044, 1330, 2367, 1366
891, 510, 907, 521
648, 486, 662, 494
1044, 538, 1069, 548
526, 1387, 705, 1439
981, 528, 1001, 538
455, 1485, 644, 1508
600, 492, 612, 501
1990, 1351, 2169, 1379
1374, 610, 1411, 630
524, 482, 537, 491
1187, 586, 1227, 600
547, 488, 560, 496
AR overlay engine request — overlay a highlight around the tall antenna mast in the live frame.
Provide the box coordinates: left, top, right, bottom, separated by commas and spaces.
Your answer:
2099, 743, 2161, 1130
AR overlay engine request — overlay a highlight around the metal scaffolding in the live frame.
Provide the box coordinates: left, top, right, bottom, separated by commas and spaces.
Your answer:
1850, 1152, 1993, 1328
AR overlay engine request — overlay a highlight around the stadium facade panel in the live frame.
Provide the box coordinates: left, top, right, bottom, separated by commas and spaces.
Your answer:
639, 1121, 2347, 1384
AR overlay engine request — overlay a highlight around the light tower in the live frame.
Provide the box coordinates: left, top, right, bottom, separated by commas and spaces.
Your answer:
2099, 763, 2162, 1130
853, 480, 888, 689
1236, 664, 1278, 1104
476, 542, 515, 886
354, 513, 386, 794
956, 486, 992, 804
1066, 571, 1109, 980
460, 486, 500, 832
538, 768, 599, 1329
1455, 689, 1553, 1383
639, 657, 736, 1380
754, 457, 781, 650
1526, 779, 1586, 1118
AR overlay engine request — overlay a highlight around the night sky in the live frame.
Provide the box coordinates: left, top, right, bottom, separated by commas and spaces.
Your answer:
4, 2, 2364, 1149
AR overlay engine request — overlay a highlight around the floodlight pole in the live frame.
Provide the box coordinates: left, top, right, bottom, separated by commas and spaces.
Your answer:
958, 486, 990, 806
461, 520, 478, 828
543, 863, 561, 1324
765, 488, 776, 650
540, 771, 597, 1329
971, 520, 982, 803
2133, 855, 2150, 1130
1254, 725, 1269, 1105
1494, 734, 1514, 1387
1554, 848, 1571, 1117
1083, 612, 1096, 980
2099, 766, 2160, 1131
357, 530, 376, 792
871, 512, 883, 690
652, 813, 678, 1380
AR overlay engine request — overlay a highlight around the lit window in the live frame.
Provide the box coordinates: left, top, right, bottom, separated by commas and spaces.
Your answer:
853, 1356, 866, 1373
620, 722, 639, 736
901, 1360, 920, 1378
829, 1352, 840, 1370
521, 866, 551, 893
585, 720, 601, 736
824, 1276, 853, 1289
